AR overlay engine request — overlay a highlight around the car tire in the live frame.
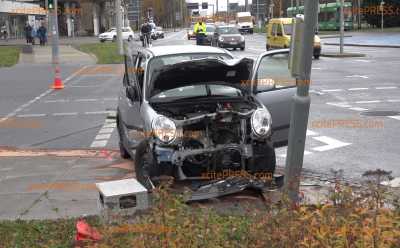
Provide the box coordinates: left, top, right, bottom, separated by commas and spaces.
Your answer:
135, 141, 172, 191
100, 40, 105, 43
128, 36, 133, 42
112, 36, 116, 42
233, 48, 237, 51
248, 143, 276, 175
314, 55, 320, 59
240, 47, 245, 51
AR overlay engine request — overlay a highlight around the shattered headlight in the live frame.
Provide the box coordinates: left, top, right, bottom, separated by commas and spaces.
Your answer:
152, 116, 177, 144
251, 109, 272, 137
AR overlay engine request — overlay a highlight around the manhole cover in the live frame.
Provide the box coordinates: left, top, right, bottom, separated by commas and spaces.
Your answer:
360, 110, 400, 117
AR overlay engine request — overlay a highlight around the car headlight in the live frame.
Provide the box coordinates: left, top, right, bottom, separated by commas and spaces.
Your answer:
218, 37, 224, 42
240, 36, 245, 42
151, 116, 177, 144
251, 109, 272, 137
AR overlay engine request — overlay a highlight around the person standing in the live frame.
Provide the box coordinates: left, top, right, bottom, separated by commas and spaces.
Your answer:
24, 23, 32, 44
31, 25, 37, 45
194, 18, 206, 45
38, 24, 47, 46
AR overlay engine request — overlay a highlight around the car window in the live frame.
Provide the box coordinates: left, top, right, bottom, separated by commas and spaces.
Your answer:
151, 84, 242, 100
277, 24, 283, 36
107, 28, 116, 32
283, 24, 293, 35
126, 53, 138, 86
206, 26, 215, 32
218, 27, 240, 34
272, 24, 277, 36
255, 53, 296, 91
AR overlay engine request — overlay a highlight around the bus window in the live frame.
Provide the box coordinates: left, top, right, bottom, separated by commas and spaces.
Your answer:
277, 24, 283, 36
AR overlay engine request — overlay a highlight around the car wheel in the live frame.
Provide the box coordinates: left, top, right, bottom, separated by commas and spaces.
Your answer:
100, 40, 105, 43
112, 36, 116, 42
240, 47, 245, 51
314, 55, 320, 59
135, 141, 173, 190
128, 36, 133, 41
248, 143, 276, 175
233, 48, 237, 51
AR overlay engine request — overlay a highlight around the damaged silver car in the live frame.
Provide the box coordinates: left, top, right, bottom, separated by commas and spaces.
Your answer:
117, 45, 296, 189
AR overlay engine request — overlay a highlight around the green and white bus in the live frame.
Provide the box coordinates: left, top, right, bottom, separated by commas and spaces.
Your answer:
287, 2, 353, 31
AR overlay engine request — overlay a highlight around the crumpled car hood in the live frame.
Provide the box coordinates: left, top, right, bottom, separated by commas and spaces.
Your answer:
149, 58, 254, 98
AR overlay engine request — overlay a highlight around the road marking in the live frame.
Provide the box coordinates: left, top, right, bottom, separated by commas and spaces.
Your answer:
44, 99, 70, 103
0, 66, 89, 124
349, 107, 368, 111
309, 90, 325, 95
355, 100, 381, 104
75, 99, 98, 102
69, 85, 98, 88
306, 130, 318, 136
103, 97, 118, 101
345, 75, 369, 79
312, 136, 351, 152
388, 99, 400, 102
376, 86, 397, 90
312, 67, 322, 70
52, 112, 78, 116
348, 88, 369, 91
354, 59, 371, 63
85, 111, 115, 115
388, 116, 400, 120
90, 117, 116, 148
321, 89, 344, 92
17, 114, 47, 118
326, 102, 351, 108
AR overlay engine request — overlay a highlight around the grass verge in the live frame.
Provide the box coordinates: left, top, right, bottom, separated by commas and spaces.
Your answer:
76, 43, 123, 64
1, 170, 399, 247
0, 46, 20, 67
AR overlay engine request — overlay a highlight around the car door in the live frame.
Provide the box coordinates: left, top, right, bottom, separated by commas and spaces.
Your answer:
118, 52, 144, 150
251, 49, 296, 148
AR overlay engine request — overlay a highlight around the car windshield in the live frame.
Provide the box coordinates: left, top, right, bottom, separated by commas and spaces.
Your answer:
147, 53, 234, 100
151, 84, 243, 101
107, 28, 116, 32
283, 24, 293, 35
218, 27, 240, 34
206, 26, 215, 32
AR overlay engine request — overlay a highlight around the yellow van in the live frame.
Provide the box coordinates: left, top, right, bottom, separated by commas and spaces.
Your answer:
266, 18, 321, 59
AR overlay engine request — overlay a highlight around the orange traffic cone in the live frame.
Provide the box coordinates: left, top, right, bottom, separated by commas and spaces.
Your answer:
51, 65, 64, 89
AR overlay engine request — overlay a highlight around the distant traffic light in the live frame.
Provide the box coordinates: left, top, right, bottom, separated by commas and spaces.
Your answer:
202, 2, 208, 9
48, 0, 54, 9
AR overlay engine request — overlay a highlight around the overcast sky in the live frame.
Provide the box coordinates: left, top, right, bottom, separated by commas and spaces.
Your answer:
186, 0, 253, 14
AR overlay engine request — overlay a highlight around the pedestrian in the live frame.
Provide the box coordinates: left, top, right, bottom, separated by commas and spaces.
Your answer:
140, 18, 152, 47
194, 18, 206, 45
31, 25, 37, 45
0, 25, 7, 41
24, 23, 32, 44
38, 24, 47, 46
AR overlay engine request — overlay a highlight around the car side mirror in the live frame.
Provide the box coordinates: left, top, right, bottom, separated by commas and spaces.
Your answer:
126, 85, 138, 101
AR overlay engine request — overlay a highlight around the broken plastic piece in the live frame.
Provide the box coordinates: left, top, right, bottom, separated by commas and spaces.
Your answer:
75, 218, 102, 241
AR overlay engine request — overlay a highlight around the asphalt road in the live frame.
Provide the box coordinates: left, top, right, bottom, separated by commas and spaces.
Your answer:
0, 30, 399, 180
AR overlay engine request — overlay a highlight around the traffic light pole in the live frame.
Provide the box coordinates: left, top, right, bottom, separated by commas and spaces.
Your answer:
284, 0, 319, 204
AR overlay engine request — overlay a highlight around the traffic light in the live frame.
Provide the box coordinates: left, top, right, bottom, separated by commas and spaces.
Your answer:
202, 2, 208, 9
48, 0, 54, 9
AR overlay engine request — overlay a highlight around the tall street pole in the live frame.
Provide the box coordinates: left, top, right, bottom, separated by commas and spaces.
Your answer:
339, 0, 344, 54
115, 0, 123, 55
49, 0, 64, 89
284, 0, 319, 204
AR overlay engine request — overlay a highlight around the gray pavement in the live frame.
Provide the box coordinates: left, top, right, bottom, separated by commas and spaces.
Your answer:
0, 30, 399, 220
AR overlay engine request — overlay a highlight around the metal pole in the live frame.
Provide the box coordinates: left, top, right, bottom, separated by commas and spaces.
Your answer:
357, 0, 361, 29
284, 0, 318, 204
115, 0, 123, 55
340, 0, 344, 54
50, 0, 61, 85
381, 1, 384, 31
226, 0, 229, 22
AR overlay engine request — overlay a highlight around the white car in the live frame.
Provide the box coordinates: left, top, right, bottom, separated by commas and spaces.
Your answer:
99, 27, 134, 42
155, 26, 164, 39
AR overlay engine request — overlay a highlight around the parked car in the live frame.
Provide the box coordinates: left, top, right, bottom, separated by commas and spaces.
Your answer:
203, 24, 216, 45
212, 25, 245, 50
155, 26, 165, 39
266, 18, 321, 59
99, 27, 134, 42
117, 44, 295, 189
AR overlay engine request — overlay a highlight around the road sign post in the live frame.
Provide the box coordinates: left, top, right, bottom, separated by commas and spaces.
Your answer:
49, 0, 64, 89
284, 0, 319, 204
115, 0, 123, 55
340, 0, 344, 54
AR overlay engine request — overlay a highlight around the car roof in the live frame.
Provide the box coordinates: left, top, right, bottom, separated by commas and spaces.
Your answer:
145, 45, 229, 57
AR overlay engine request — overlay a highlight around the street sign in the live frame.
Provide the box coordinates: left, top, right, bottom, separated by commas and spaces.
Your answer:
187, 3, 199, 10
